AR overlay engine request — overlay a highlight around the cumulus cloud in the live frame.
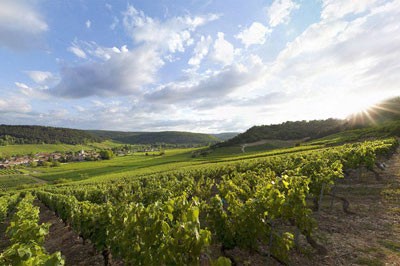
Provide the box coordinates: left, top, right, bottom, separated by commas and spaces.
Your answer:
259, 0, 400, 119
0, 0, 48, 50
48, 6, 221, 99
51, 46, 164, 98
122, 5, 219, 54
188, 35, 213, 66
267, 0, 299, 27
146, 55, 265, 105
235, 22, 271, 48
211, 32, 235, 65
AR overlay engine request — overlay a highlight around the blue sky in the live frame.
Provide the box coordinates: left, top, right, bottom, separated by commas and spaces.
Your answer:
0, 0, 399, 132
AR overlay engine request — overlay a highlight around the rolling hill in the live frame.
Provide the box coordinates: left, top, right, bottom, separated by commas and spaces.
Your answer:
0, 125, 102, 145
218, 96, 400, 148
87, 130, 221, 146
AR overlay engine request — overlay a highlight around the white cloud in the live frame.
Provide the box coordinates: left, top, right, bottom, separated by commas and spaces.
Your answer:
0, 95, 31, 113
50, 6, 221, 100
71, 41, 129, 61
211, 32, 234, 65
321, 0, 379, 21
68, 44, 87, 59
188, 35, 213, 66
0, 0, 48, 50
235, 22, 271, 48
146, 55, 265, 105
86, 20, 91, 29
25, 71, 54, 85
122, 5, 219, 54
256, 0, 400, 120
267, 0, 300, 27
52, 46, 164, 98
15, 82, 50, 99
110, 17, 119, 30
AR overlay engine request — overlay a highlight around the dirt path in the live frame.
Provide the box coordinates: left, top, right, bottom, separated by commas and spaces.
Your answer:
36, 201, 105, 266
0, 216, 11, 253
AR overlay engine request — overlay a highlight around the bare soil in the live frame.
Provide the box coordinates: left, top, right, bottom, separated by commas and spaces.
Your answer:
0, 216, 11, 253
36, 201, 105, 266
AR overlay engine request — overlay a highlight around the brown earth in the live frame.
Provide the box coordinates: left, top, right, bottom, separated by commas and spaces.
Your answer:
36, 201, 106, 266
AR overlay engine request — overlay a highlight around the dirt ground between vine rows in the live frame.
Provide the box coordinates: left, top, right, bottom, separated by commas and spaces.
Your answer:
215, 149, 400, 266
36, 201, 107, 266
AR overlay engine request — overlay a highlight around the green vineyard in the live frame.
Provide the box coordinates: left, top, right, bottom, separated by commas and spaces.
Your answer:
0, 170, 21, 176
0, 138, 398, 265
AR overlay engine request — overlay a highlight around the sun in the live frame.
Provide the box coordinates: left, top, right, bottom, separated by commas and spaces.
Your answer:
327, 95, 379, 120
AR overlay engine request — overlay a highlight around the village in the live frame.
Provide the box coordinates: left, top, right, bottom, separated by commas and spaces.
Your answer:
0, 145, 162, 169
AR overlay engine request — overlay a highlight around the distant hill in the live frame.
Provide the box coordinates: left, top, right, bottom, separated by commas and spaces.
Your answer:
211, 132, 239, 141
0, 125, 102, 145
219, 96, 400, 147
88, 130, 221, 146
220, 119, 349, 146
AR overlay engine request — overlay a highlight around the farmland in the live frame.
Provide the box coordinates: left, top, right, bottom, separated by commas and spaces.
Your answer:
1, 135, 400, 265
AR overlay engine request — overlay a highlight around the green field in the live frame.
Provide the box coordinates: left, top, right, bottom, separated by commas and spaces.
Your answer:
32, 148, 200, 182
0, 127, 391, 188
0, 175, 41, 191
0, 141, 324, 188
26, 144, 323, 184
0, 169, 21, 175
0, 141, 120, 157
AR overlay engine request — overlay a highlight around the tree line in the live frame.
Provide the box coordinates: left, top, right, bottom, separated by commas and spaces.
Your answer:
0, 125, 103, 145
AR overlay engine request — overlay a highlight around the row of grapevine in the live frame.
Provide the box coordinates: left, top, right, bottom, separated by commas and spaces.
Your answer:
42, 138, 398, 206
0, 170, 21, 176
34, 138, 398, 264
36, 191, 212, 265
0, 193, 19, 223
0, 193, 64, 265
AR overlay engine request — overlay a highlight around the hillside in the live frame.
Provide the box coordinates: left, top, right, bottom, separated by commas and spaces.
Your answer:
349, 97, 400, 125
220, 97, 400, 147
88, 130, 221, 145
220, 118, 349, 146
211, 132, 239, 141
0, 125, 102, 145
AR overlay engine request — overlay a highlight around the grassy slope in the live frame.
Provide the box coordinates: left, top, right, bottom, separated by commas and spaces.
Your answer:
0, 175, 40, 191
308, 120, 400, 146
27, 144, 324, 184
0, 140, 120, 157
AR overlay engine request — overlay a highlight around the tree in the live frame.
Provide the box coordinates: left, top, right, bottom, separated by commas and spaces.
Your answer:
100, 150, 114, 160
